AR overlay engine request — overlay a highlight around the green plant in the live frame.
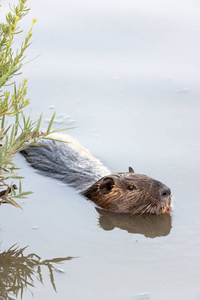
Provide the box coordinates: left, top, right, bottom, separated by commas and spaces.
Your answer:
0, 0, 57, 207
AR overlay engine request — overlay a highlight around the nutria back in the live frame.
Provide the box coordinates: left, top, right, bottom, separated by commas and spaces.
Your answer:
21, 133, 110, 192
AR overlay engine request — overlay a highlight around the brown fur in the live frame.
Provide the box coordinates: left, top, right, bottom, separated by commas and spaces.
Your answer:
83, 169, 171, 214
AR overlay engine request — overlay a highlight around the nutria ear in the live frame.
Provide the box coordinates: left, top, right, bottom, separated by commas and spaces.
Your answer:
99, 177, 115, 195
129, 167, 134, 173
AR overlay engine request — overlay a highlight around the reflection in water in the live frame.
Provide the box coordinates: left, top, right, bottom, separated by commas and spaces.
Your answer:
96, 208, 172, 238
0, 244, 74, 300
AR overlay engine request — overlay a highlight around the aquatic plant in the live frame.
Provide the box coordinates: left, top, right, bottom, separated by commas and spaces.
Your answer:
0, 0, 58, 207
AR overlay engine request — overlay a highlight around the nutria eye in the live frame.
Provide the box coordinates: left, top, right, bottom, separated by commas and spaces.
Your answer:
128, 185, 136, 191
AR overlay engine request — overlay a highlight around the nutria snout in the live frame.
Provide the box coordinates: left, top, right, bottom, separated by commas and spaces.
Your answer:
83, 167, 172, 214
160, 185, 171, 197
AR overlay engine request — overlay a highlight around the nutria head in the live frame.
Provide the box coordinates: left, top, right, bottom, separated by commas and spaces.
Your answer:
83, 167, 172, 214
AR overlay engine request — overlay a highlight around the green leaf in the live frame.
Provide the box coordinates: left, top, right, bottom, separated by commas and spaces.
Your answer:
47, 111, 56, 134
19, 180, 22, 194
0, 65, 20, 88
1, 115, 5, 129
9, 124, 15, 146
8, 176, 24, 180
5, 198, 22, 209
34, 114, 42, 138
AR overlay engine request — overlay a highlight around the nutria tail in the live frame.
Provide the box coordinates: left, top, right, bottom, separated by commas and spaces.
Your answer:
20, 133, 110, 192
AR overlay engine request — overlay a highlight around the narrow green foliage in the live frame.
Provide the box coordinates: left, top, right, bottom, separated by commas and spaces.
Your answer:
19, 180, 22, 194
1, 115, 5, 129
0, 0, 36, 89
0, 1, 65, 207
34, 113, 42, 138
47, 112, 56, 134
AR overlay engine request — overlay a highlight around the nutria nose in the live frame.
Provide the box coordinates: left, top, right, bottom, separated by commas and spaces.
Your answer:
161, 185, 171, 197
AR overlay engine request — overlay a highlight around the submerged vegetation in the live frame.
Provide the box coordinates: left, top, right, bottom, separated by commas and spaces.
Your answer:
0, 0, 57, 207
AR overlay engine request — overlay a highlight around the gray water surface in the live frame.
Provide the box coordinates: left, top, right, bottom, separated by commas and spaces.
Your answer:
0, 0, 200, 299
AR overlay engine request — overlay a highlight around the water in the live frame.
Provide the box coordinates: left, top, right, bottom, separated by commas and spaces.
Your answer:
0, 0, 200, 299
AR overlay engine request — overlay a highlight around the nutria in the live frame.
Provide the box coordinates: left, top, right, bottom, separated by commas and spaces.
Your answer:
21, 133, 172, 214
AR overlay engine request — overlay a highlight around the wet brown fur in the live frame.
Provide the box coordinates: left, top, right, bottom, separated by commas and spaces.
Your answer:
83, 171, 171, 214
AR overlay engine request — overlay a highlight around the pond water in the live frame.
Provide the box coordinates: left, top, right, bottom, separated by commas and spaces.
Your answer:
1, 0, 200, 299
